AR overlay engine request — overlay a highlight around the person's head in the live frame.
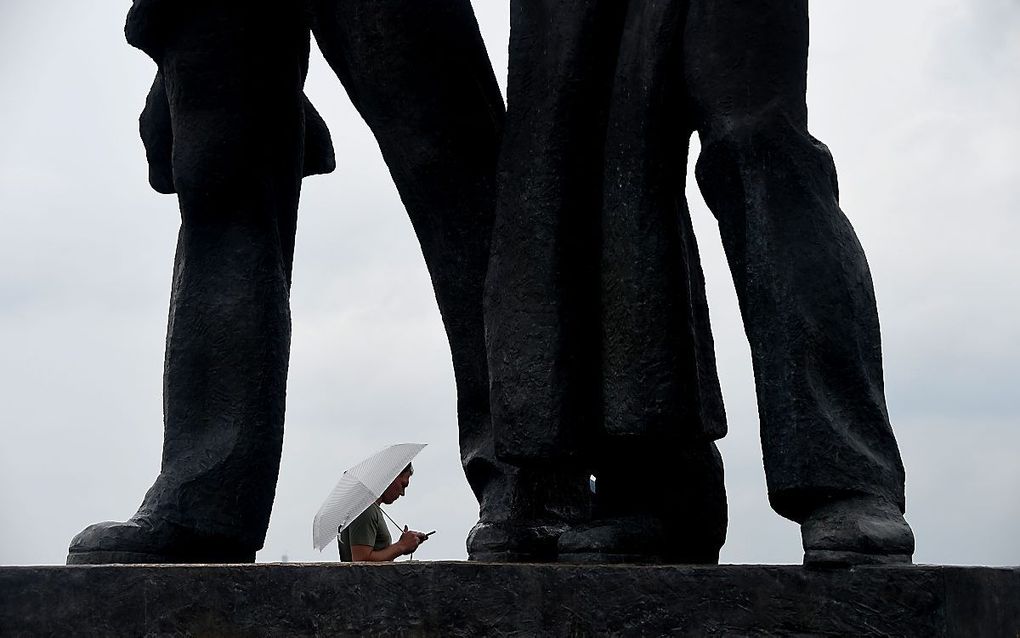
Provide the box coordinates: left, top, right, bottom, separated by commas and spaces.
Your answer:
379, 463, 414, 505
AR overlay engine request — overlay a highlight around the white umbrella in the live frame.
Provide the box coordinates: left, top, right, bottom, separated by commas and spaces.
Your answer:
312, 442, 427, 551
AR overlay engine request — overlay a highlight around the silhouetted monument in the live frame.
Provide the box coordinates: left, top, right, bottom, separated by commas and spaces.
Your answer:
69, 0, 912, 567
67, 0, 512, 564
473, 0, 913, 566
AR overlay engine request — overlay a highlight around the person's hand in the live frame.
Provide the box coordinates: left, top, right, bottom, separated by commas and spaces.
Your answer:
398, 526, 422, 555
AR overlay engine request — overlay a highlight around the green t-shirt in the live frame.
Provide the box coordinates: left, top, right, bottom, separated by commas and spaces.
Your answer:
338, 503, 392, 561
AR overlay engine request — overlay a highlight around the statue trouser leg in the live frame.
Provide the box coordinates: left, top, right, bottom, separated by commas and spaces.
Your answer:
686, 0, 913, 564
309, 0, 540, 559
482, 0, 641, 557
487, 0, 629, 466
557, 0, 728, 564
68, 2, 307, 563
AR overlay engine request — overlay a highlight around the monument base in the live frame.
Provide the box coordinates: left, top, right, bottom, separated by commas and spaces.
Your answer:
2, 563, 1017, 636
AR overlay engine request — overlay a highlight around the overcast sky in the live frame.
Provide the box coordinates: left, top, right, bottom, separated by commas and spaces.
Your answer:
1, 1, 1017, 567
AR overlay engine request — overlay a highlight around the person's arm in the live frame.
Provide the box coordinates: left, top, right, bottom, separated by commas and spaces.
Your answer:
351, 527, 424, 562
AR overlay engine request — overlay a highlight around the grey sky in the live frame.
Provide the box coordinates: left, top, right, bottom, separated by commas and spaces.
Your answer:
1, 1, 1017, 566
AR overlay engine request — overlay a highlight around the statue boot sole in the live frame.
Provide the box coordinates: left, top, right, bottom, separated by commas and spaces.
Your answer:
67, 549, 255, 565
67, 518, 257, 565
804, 550, 912, 567
557, 516, 721, 565
556, 551, 663, 565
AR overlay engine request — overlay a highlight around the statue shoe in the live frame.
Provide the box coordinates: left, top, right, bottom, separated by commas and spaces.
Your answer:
801, 496, 914, 567
466, 519, 567, 563
557, 516, 663, 564
67, 517, 256, 564
557, 516, 720, 565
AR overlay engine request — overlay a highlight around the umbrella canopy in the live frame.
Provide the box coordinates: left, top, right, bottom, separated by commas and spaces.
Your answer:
312, 443, 426, 551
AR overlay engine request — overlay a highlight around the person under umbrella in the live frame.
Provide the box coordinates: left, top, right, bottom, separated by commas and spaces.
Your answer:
313, 443, 433, 561
338, 463, 429, 562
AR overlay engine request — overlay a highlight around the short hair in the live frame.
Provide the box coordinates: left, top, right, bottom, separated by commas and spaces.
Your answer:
401, 462, 414, 476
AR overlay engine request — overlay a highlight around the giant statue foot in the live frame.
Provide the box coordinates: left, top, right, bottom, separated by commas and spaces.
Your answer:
557, 515, 721, 565
801, 496, 915, 567
467, 519, 570, 563
554, 442, 726, 564
466, 466, 591, 563
67, 518, 255, 565
556, 516, 663, 564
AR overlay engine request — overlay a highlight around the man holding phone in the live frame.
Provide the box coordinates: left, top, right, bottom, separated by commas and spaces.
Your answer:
339, 464, 431, 562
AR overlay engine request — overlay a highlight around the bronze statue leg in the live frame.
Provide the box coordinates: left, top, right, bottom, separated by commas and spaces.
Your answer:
558, 0, 727, 564
599, 0, 725, 448
485, 0, 628, 467
68, 1, 308, 563
484, 0, 731, 563
476, 0, 641, 559
685, 0, 913, 564
309, 0, 558, 560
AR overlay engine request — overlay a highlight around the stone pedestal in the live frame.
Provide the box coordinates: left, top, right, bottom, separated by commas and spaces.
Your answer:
1, 563, 1017, 636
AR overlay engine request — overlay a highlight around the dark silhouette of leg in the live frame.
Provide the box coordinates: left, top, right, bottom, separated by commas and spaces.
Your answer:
309, 0, 532, 559
558, 0, 727, 563
485, 0, 627, 466
599, 0, 725, 449
480, 0, 644, 558
68, 1, 308, 563
684, 0, 913, 564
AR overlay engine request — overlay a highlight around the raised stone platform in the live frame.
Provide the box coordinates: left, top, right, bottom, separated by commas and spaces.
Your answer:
1, 563, 1017, 636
